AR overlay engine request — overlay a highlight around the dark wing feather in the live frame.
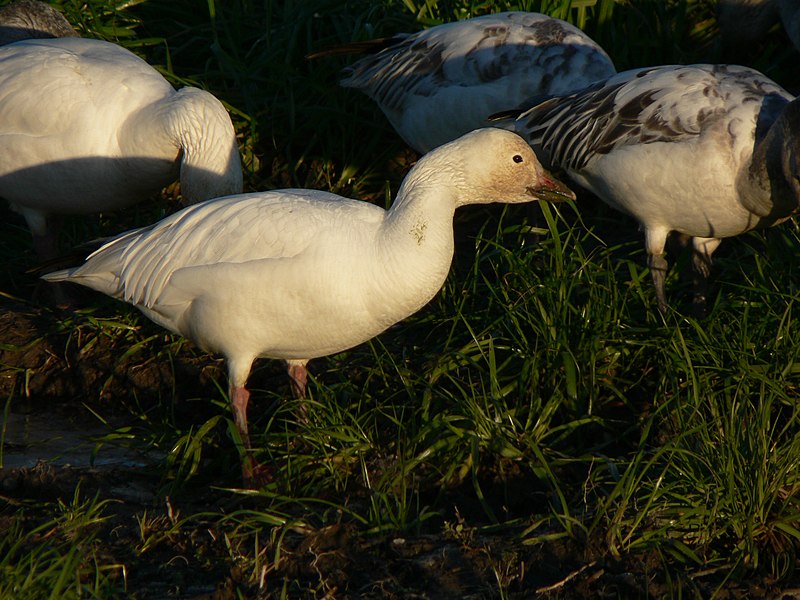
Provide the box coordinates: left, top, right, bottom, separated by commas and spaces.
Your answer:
513, 65, 755, 172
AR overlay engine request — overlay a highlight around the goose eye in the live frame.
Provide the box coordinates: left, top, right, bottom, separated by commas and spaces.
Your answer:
512, 154, 524, 163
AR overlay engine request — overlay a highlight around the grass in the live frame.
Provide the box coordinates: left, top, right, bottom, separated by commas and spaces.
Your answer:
2, 0, 800, 596
0, 486, 122, 598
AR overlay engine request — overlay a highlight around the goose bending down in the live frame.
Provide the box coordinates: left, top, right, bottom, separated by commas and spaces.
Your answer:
495, 64, 800, 313
0, 36, 243, 260
0, 0, 77, 44
43, 128, 575, 485
329, 11, 615, 153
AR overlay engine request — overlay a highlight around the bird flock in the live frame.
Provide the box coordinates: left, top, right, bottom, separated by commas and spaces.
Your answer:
3, 1, 799, 485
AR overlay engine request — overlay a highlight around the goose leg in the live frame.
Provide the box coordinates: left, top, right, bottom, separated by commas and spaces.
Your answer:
227, 358, 269, 486
229, 383, 257, 482
287, 359, 310, 422
691, 237, 721, 318
648, 254, 669, 313
29, 216, 77, 306
287, 360, 309, 398
23, 212, 61, 262
645, 227, 670, 313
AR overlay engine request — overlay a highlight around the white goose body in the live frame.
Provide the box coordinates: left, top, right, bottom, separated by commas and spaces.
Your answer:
502, 64, 800, 311
83, 190, 454, 362
44, 128, 575, 484
0, 36, 242, 255
339, 11, 615, 153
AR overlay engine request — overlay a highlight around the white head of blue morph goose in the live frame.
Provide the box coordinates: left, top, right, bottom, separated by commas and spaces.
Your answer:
331, 11, 615, 154
496, 64, 800, 313
42, 128, 575, 486
0, 1, 78, 45
0, 33, 242, 260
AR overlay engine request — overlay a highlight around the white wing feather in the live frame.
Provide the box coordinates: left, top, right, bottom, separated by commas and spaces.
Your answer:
69, 191, 385, 308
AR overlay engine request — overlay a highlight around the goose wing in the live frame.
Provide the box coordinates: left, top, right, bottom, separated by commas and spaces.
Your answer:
511, 64, 792, 172
73, 191, 384, 308
341, 12, 614, 112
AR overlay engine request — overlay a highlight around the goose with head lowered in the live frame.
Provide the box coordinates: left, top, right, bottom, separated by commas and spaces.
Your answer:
494, 64, 800, 314
0, 30, 242, 261
43, 128, 575, 486
320, 11, 615, 154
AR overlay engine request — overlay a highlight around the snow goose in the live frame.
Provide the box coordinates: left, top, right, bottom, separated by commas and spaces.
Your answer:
0, 0, 77, 45
43, 128, 575, 485
495, 64, 800, 313
330, 11, 615, 153
0, 36, 242, 260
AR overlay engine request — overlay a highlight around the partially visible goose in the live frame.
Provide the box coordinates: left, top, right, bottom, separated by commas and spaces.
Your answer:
43, 128, 575, 485
0, 35, 242, 260
0, 0, 77, 45
329, 11, 615, 153
495, 64, 800, 312
717, 0, 800, 53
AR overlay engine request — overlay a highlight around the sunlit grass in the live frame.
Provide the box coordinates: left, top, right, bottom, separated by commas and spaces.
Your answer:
0, 487, 122, 598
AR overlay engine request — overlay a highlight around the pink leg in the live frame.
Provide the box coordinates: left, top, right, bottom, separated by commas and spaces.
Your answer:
230, 384, 255, 483
287, 362, 308, 398
230, 384, 252, 450
32, 219, 80, 307
230, 383, 272, 486
287, 360, 310, 422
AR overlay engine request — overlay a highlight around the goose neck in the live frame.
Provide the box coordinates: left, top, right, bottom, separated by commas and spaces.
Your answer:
122, 87, 242, 202
369, 165, 462, 318
383, 163, 460, 247
746, 98, 800, 220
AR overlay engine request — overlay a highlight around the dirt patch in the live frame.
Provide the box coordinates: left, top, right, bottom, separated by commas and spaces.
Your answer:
2, 456, 782, 598
0, 294, 795, 597
0, 298, 221, 405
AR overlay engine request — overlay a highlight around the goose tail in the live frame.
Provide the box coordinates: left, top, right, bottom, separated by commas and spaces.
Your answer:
40, 229, 142, 298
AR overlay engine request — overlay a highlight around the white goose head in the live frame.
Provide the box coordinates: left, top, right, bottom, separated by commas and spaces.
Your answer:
396, 127, 575, 211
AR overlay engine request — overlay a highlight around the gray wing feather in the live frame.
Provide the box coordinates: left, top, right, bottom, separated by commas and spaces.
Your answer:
514, 65, 793, 172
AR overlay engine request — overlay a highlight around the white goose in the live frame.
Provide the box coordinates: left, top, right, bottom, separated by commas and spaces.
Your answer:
43, 128, 575, 485
333, 11, 615, 153
0, 0, 77, 44
496, 64, 800, 312
0, 35, 242, 259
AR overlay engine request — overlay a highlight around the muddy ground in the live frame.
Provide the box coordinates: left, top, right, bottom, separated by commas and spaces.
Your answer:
4, 291, 800, 599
